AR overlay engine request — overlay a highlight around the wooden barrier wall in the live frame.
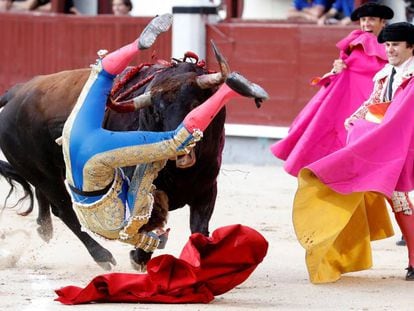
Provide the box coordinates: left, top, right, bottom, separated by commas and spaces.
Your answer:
0, 13, 354, 127
0, 13, 171, 92
206, 22, 351, 126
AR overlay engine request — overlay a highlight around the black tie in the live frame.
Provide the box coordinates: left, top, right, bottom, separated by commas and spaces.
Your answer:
388, 67, 396, 100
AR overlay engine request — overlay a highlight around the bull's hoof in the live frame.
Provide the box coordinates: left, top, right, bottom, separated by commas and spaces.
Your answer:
36, 222, 53, 242
130, 260, 147, 273
129, 249, 153, 272
91, 247, 117, 271
96, 262, 111, 270
96, 256, 117, 271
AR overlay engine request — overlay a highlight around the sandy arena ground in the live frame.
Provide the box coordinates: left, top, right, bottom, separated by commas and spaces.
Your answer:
0, 162, 412, 311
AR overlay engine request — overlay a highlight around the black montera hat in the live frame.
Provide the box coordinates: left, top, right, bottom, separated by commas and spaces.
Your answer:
350, 2, 394, 21
378, 22, 414, 44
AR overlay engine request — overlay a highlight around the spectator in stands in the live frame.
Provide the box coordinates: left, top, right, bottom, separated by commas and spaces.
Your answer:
13, 0, 80, 14
405, 0, 414, 22
0, 0, 13, 11
112, 0, 133, 16
317, 0, 354, 25
287, 0, 332, 22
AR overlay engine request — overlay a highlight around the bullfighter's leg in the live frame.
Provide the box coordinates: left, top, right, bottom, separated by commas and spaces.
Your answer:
65, 13, 173, 135
121, 161, 167, 239
102, 13, 173, 75
124, 161, 169, 271
62, 13, 173, 188
183, 72, 269, 132
390, 191, 414, 280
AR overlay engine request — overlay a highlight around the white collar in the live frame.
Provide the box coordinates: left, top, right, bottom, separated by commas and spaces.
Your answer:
394, 57, 413, 74
374, 56, 414, 82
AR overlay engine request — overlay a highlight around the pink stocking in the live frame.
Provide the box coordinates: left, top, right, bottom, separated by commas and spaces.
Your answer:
395, 212, 414, 267
183, 84, 241, 132
102, 39, 139, 75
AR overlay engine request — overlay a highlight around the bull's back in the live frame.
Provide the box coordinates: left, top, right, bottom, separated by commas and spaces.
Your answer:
1, 68, 89, 123
25, 69, 89, 120
0, 69, 90, 173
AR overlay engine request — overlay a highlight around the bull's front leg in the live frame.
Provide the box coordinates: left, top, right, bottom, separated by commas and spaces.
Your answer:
127, 171, 173, 269
189, 183, 217, 236
130, 249, 152, 272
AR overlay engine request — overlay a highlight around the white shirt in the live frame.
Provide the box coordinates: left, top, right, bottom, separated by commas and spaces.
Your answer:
387, 56, 414, 100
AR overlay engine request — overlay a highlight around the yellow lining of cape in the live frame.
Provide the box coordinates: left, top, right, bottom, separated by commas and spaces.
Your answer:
293, 168, 394, 284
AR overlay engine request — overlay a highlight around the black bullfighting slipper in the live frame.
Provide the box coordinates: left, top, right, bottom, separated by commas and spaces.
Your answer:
406, 266, 414, 280
225, 72, 269, 108
138, 13, 173, 50
396, 235, 406, 246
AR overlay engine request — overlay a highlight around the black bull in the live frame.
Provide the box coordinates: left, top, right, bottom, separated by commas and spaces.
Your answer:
0, 57, 227, 270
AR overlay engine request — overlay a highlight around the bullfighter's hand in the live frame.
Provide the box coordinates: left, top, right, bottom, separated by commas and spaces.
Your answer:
331, 59, 347, 74
344, 116, 356, 130
176, 141, 196, 156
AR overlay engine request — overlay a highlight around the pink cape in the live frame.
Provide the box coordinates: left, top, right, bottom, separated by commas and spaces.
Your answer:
55, 224, 268, 305
307, 77, 414, 197
270, 30, 387, 176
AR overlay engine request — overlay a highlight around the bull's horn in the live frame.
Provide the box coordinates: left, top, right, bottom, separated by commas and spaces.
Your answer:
132, 92, 152, 110
211, 39, 230, 78
195, 40, 231, 89
108, 92, 152, 113
195, 72, 223, 89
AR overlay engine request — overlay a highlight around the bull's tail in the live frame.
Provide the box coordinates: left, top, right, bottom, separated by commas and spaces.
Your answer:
0, 160, 34, 215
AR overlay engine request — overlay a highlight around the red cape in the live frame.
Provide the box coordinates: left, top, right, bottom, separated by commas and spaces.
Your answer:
55, 224, 268, 305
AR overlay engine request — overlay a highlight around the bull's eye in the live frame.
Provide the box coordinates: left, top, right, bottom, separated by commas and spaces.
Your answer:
153, 111, 161, 123
148, 106, 160, 123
